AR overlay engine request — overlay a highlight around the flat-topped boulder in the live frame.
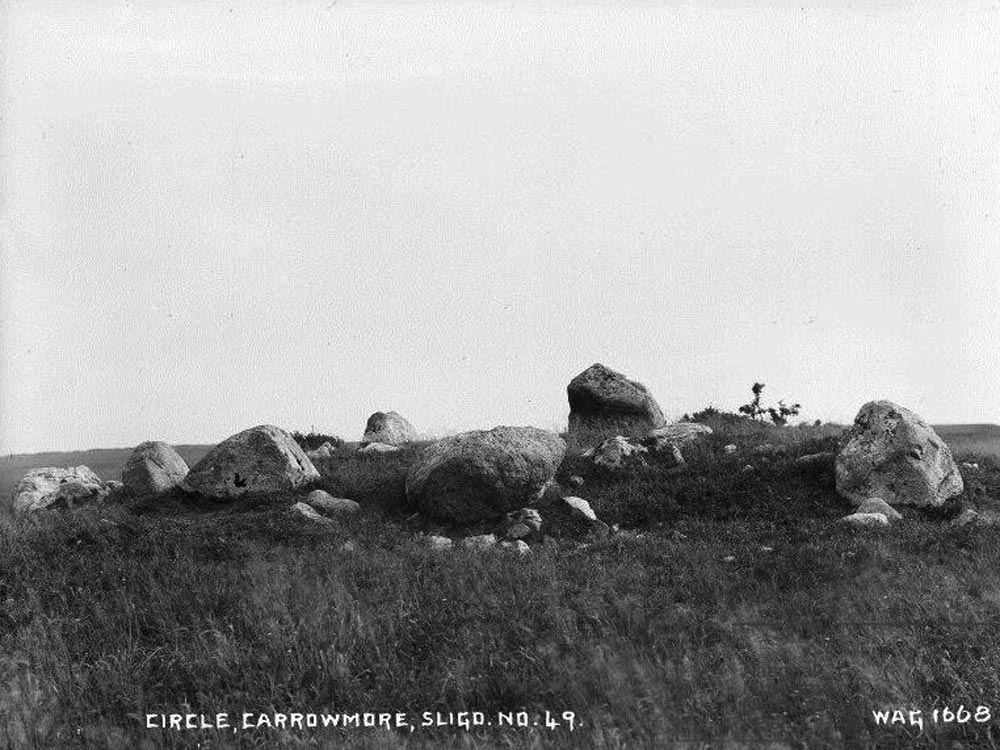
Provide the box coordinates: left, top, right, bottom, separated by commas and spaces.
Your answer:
182, 425, 319, 500
121, 441, 189, 496
646, 422, 712, 445
835, 401, 964, 508
12, 466, 112, 514
362, 411, 417, 446
567, 363, 665, 432
406, 426, 566, 524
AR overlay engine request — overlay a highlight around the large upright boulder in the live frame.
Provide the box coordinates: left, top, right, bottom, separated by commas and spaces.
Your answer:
835, 401, 964, 507
182, 425, 319, 500
12, 466, 111, 514
361, 411, 417, 446
121, 441, 189, 496
406, 426, 566, 524
567, 363, 665, 432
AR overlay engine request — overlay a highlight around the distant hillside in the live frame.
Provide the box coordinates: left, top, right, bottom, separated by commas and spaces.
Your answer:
934, 424, 1000, 458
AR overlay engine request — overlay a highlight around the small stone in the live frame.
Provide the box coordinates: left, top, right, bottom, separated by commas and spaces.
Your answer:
840, 512, 889, 527
306, 490, 360, 514
953, 509, 980, 528
293, 502, 333, 525
462, 534, 497, 551
722, 555, 736, 563
856, 497, 902, 522
723, 444, 738, 454
427, 535, 453, 550
506, 522, 532, 540
339, 541, 357, 553
760, 546, 774, 553
961, 462, 979, 470
506, 507, 543, 533
742, 464, 754, 473
563, 496, 597, 522
567, 475, 585, 488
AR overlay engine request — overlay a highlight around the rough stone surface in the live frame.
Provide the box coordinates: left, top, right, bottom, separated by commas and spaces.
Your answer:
841, 512, 890, 527
182, 425, 319, 500
500, 540, 531, 556
567, 363, 665, 432
567, 475, 585, 488
362, 411, 417, 446
591, 436, 648, 470
406, 426, 566, 524
358, 442, 401, 454
835, 401, 964, 508
293, 501, 333, 525
306, 489, 360, 514
121, 441, 189, 496
724, 444, 738, 454
856, 497, 903, 521
506, 507, 543, 533
12, 466, 110, 514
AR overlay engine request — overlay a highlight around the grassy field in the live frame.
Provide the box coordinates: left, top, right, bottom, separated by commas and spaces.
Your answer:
1, 422, 1000, 748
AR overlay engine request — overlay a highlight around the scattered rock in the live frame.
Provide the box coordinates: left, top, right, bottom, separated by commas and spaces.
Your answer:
742, 464, 754, 473
500, 540, 531, 556
590, 435, 648, 470
563, 496, 598, 522
462, 534, 497, 551
646, 422, 712, 446
306, 442, 337, 461
835, 401, 964, 507
507, 507, 543, 533
121, 441, 189, 496
953, 509, 980, 528
856, 497, 902, 522
567, 363, 666, 433
358, 442, 401, 454
426, 535, 453, 550
183, 425, 319, 500
722, 555, 736, 563
406, 426, 566, 524
567, 475, 585, 488
293, 501, 333, 525
362, 411, 417, 446
670, 530, 687, 542
760, 546, 774, 553
339, 541, 358, 553
506, 523, 532, 540
840, 512, 890, 527
961, 462, 979, 470
12, 466, 111, 514
306, 489, 360, 514
723, 444, 738, 454
754, 443, 779, 455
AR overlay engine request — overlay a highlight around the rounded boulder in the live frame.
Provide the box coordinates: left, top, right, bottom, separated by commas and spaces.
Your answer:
406, 426, 566, 524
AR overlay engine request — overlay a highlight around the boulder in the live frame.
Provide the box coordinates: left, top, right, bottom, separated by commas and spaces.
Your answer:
567, 363, 665, 432
182, 425, 319, 500
835, 401, 964, 507
406, 426, 566, 524
121, 441, 189, 496
11, 466, 111, 514
856, 497, 903, 522
590, 436, 648, 470
361, 411, 417, 446
358, 442, 401, 454
305, 489, 359, 514
500, 540, 531, 556
840, 512, 890, 527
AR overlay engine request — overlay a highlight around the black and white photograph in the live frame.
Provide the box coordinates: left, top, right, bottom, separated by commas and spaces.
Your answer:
2, 1, 999, 747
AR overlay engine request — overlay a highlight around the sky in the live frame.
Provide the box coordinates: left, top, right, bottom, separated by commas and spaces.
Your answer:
2, 0, 999, 453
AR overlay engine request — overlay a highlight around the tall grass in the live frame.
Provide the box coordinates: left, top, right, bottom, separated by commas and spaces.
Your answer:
1, 424, 999, 747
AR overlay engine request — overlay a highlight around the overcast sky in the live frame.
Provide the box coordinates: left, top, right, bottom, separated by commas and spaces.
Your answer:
2, 1, 998, 453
